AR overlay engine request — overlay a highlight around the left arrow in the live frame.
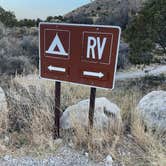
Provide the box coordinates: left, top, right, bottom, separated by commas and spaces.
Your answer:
48, 65, 66, 72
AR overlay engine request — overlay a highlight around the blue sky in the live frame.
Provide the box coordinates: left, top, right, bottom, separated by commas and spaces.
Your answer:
0, 0, 90, 20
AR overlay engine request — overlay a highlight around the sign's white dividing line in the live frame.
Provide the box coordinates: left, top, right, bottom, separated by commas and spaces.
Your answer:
83, 71, 104, 78
48, 65, 66, 72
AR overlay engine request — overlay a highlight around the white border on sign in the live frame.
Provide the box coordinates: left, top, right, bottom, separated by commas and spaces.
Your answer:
39, 22, 121, 30
39, 22, 121, 90
112, 26, 121, 90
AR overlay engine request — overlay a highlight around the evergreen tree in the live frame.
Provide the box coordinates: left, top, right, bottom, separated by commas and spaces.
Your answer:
0, 6, 17, 27
125, 0, 166, 64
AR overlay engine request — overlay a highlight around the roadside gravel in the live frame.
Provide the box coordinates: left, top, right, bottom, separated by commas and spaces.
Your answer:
0, 146, 104, 166
116, 65, 166, 80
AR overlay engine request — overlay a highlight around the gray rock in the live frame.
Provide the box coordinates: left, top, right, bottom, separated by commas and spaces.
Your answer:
60, 97, 122, 131
137, 91, 166, 133
4, 136, 10, 145
54, 138, 63, 145
105, 155, 113, 166
0, 87, 7, 112
3, 155, 12, 161
85, 152, 89, 158
0, 87, 8, 133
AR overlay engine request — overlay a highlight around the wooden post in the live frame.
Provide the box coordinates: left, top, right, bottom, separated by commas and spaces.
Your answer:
54, 81, 61, 139
88, 87, 96, 153
88, 87, 96, 129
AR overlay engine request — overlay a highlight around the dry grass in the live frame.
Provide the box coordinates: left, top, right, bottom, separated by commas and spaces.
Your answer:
0, 74, 90, 156
67, 87, 166, 165
0, 75, 54, 156
63, 94, 123, 160
0, 73, 165, 165
112, 107, 166, 166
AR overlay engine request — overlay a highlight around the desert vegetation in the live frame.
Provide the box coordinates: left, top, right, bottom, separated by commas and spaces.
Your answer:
0, 0, 165, 76
0, 22, 38, 75
0, 74, 165, 165
0, 0, 166, 165
124, 0, 166, 64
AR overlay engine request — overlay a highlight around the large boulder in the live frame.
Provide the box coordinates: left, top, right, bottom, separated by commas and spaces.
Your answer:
137, 91, 166, 133
60, 97, 122, 131
0, 87, 8, 133
0, 87, 7, 112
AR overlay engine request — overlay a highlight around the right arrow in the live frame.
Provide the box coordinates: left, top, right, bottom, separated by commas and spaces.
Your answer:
83, 71, 104, 78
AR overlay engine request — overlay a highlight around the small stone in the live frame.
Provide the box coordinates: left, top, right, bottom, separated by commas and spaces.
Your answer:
68, 140, 74, 148
3, 155, 12, 161
0, 87, 7, 111
54, 138, 62, 145
85, 152, 89, 158
105, 155, 113, 166
0, 144, 7, 152
4, 136, 10, 144
43, 159, 48, 164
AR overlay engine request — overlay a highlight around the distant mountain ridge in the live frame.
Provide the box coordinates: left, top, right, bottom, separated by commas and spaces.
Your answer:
65, 0, 146, 28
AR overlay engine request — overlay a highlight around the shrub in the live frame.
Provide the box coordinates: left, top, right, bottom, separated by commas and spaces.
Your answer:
0, 22, 5, 38
96, 12, 128, 29
117, 41, 129, 69
0, 26, 38, 75
0, 7, 17, 27
65, 14, 93, 24
125, 0, 166, 64
21, 36, 39, 66
0, 56, 34, 75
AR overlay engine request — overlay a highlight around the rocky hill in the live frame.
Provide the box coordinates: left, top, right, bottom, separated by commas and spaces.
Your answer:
65, 0, 146, 29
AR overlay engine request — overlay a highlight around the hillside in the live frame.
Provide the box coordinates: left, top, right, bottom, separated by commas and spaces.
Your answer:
65, 0, 146, 28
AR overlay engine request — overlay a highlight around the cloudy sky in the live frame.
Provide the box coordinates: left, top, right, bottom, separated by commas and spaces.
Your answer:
0, 0, 90, 20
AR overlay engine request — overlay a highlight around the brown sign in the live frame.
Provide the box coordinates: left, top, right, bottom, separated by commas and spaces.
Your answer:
39, 23, 121, 89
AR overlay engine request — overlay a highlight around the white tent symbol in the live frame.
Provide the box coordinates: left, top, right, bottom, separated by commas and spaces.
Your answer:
45, 34, 68, 56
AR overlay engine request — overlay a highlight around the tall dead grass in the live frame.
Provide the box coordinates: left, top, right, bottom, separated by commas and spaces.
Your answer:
129, 109, 166, 166
62, 85, 166, 165
0, 74, 165, 165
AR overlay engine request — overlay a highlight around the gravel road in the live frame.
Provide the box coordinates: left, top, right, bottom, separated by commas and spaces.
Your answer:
116, 65, 166, 80
0, 146, 104, 166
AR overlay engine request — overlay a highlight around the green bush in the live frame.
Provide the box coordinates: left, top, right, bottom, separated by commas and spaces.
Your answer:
0, 7, 17, 27
65, 14, 93, 24
124, 0, 166, 64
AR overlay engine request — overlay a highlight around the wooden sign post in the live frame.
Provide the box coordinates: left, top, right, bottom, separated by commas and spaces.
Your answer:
39, 23, 121, 138
89, 88, 96, 129
54, 81, 61, 139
